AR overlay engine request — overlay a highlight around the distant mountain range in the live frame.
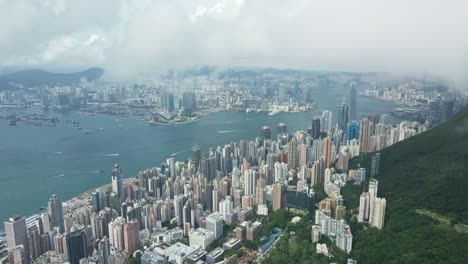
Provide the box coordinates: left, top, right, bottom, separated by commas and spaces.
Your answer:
0, 67, 104, 90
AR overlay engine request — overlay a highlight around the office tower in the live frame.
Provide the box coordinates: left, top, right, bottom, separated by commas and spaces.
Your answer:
346, 121, 360, 142
66, 229, 87, 264
287, 137, 298, 169
371, 153, 381, 177
183, 202, 191, 227
320, 110, 333, 133
91, 213, 104, 240
359, 117, 374, 153
92, 190, 101, 213
338, 98, 349, 130
98, 236, 110, 264
239, 139, 249, 161
182, 92, 196, 115
358, 192, 370, 222
272, 183, 286, 211
4, 216, 30, 264
28, 226, 41, 260
206, 212, 224, 239
261, 125, 271, 139
370, 198, 386, 229
323, 137, 332, 169
244, 169, 257, 196
174, 195, 184, 227
111, 164, 123, 201
192, 144, 201, 172
349, 83, 357, 121
124, 219, 140, 253
311, 116, 321, 139
48, 194, 64, 233
212, 189, 221, 212
40, 212, 51, 234
277, 123, 287, 136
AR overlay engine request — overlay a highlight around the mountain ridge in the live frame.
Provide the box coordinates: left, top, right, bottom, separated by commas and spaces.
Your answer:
0, 67, 104, 90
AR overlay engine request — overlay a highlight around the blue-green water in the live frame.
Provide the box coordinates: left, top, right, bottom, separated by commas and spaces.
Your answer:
0, 86, 402, 223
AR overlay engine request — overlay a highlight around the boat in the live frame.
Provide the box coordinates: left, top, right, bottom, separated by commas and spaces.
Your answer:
84, 130, 91, 134
99, 170, 105, 174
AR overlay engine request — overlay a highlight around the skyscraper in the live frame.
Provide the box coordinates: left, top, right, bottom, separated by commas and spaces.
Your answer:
244, 169, 257, 196
272, 183, 286, 211
370, 198, 386, 230
206, 212, 223, 239
359, 117, 374, 153
91, 190, 101, 213
369, 178, 379, 198
4, 216, 30, 264
277, 123, 287, 136
349, 83, 357, 121
192, 144, 201, 172
48, 194, 64, 233
111, 164, 123, 201
124, 219, 140, 253
261, 125, 271, 139
287, 137, 298, 169
323, 137, 332, 169
311, 116, 321, 139
358, 192, 370, 222
338, 98, 349, 130
320, 110, 333, 133
66, 229, 87, 264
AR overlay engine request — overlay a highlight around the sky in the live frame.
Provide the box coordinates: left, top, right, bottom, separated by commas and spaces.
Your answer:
1, 0, 468, 85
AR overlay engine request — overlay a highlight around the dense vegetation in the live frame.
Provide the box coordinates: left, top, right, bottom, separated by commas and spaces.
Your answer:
350, 105, 468, 263
265, 105, 468, 263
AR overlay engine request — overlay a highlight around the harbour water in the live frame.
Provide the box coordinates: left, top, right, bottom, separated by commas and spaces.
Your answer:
0, 85, 403, 223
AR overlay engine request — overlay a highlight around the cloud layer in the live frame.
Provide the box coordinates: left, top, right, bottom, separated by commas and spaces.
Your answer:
1, 0, 468, 84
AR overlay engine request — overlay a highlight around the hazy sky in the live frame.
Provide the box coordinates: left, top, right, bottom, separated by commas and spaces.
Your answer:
1, 0, 468, 83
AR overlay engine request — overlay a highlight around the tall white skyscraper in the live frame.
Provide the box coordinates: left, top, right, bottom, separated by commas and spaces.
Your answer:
358, 192, 370, 222
244, 169, 257, 196
48, 194, 64, 232
369, 178, 379, 198
206, 212, 223, 239
370, 198, 386, 230
321, 110, 333, 132
219, 196, 233, 221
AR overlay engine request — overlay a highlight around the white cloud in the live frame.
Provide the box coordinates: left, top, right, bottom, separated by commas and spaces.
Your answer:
1, 0, 468, 87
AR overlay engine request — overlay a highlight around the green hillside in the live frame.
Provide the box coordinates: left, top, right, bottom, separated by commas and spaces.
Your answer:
348, 105, 468, 263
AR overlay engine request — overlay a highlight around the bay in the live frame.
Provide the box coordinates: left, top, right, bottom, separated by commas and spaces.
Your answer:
0, 85, 402, 223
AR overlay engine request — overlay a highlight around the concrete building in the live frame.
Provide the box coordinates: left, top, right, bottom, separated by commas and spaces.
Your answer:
4, 216, 30, 264
124, 219, 140, 253
272, 183, 286, 211
370, 198, 386, 230
358, 192, 370, 222
206, 247, 224, 264
206, 212, 224, 240
189, 228, 215, 250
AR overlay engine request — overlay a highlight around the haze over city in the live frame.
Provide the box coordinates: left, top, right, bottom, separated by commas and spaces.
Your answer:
1, 0, 468, 84
1, 1, 468, 264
